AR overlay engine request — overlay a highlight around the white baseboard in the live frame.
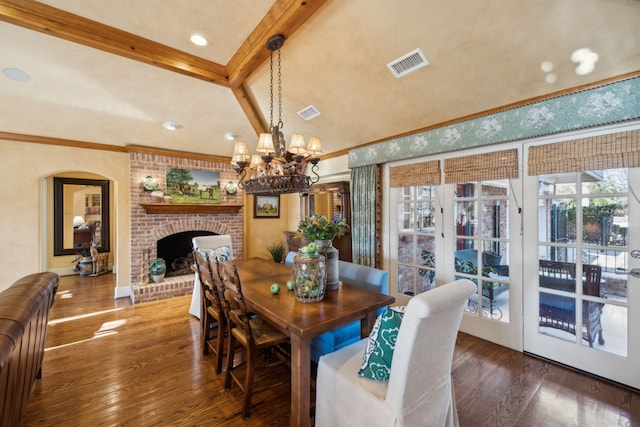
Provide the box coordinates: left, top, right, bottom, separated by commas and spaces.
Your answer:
50, 267, 77, 276
114, 284, 132, 300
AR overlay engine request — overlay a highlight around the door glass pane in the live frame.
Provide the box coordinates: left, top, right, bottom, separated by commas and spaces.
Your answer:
397, 264, 415, 296
481, 199, 509, 239
587, 303, 627, 356
417, 201, 436, 231
396, 185, 437, 297
455, 201, 476, 237
397, 202, 413, 231
538, 198, 574, 245
537, 169, 630, 356
417, 267, 435, 293
455, 179, 510, 324
539, 244, 578, 264
398, 234, 414, 264
539, 293, 576, 343
582, 196, 628, 247
582, 169, 628, 194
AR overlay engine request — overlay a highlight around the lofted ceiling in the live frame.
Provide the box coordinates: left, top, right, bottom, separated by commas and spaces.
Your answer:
1, 0, 639, 160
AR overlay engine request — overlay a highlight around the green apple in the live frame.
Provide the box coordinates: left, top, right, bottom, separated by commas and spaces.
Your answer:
286, 280, 294, 291
307, 242, 317, 253
270, 283, 280, 294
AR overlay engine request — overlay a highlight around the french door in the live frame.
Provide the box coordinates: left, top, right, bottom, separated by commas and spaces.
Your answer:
386, 148, 523, 351
523, 164, 640, 389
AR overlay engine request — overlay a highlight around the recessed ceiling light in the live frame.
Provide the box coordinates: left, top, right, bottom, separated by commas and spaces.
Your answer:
540, 61, 554, 73
2, 67, 30, 82
190, 34, 208, 46
571, 47, 598, 76
163, 121, 180, 131
224, 132, 237, 141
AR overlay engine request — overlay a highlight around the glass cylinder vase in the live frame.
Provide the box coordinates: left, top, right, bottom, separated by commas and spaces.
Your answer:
315, 239, 339, 291
292, 251, 326, 303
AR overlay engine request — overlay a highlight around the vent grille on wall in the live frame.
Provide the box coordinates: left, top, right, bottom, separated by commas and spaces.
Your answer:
387, 48, 429, 78
297, 105, 321, 121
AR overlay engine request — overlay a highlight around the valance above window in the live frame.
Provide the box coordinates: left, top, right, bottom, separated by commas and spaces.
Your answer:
389, 160, 441, 187
528, 130, 640, 175
444, 149, 518, 184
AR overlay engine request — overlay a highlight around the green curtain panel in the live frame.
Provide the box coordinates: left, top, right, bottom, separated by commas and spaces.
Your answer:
350, 165, 378, 267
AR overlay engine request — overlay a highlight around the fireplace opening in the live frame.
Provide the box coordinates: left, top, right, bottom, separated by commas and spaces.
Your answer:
157, 230, 216, 277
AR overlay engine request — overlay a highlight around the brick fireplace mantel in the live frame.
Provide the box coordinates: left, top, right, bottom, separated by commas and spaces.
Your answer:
130, 151, 244, 304
140, 203, 243, 214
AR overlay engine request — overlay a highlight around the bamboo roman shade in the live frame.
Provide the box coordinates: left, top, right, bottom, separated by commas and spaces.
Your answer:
389, 160, 441, 187
528, 130, 640, 175
444, 149, 518, 184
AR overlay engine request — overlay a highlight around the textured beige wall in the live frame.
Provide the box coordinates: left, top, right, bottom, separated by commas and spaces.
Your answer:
0, 141, 346, 294
0, 140, 130, 294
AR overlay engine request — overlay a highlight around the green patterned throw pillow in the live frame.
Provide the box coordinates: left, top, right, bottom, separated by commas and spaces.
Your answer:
358, 306, 405, 381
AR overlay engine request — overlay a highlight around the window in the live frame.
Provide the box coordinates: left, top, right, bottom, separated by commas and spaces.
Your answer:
396, 185, 437, 296
453, 180, 511, 322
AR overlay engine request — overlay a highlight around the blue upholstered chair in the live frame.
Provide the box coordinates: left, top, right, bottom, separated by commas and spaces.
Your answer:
310, 260, 389, 363
284, 251, 296, 267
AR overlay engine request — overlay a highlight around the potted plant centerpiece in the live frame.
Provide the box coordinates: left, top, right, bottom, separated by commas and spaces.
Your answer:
297, 215, 349, 291
298, 214, 349, 244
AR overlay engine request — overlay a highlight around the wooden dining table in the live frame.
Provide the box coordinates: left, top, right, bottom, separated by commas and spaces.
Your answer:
233, 257, 395, 427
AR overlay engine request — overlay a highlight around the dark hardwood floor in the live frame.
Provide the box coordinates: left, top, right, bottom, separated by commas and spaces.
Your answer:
22, 274, 640, 426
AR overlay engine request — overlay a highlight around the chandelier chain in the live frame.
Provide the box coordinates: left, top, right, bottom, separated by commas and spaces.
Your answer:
277, 48, 283, 129
269, 49, 274, 129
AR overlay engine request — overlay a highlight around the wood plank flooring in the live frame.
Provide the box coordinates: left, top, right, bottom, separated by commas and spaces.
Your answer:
22, 274, 640, 426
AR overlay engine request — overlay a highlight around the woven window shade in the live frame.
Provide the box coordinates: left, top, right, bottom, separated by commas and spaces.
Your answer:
444, 149, 518, 184
389, 160, 441, 187
528, 130, 640, 175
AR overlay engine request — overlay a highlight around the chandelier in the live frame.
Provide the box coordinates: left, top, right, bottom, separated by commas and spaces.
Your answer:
231, 34, 322, 195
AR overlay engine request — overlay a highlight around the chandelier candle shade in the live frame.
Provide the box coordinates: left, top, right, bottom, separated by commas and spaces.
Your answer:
232, 34, 322, 195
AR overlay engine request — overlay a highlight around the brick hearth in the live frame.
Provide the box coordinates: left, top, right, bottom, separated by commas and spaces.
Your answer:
130, 151, 244, 303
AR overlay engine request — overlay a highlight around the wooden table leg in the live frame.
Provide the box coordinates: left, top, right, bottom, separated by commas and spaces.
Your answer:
290, 334, 311, 427
361, 310, 377, 338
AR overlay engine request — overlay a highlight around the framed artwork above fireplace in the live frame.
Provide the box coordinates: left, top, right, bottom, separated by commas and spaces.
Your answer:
165, 168, 221, 204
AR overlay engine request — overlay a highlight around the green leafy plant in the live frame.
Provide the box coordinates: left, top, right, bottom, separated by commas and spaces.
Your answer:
298, 215, 349, 241
455, 257, 495, 290
266, 241, 285, 264
418, 249, 435, 283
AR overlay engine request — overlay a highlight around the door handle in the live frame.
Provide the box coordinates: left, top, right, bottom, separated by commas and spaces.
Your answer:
631, 268, 640, 279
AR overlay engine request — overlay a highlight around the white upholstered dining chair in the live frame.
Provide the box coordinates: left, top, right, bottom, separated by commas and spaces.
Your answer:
315, 279, 476, 427
188, 235, 233, 318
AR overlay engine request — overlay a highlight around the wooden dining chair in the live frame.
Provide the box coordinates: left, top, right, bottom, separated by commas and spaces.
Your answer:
193, 249, 227, 374
216, 260, 290, 419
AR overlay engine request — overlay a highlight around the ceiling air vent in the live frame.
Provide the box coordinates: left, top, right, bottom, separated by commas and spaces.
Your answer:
387, 48, 429, 78
297, 105, 321, 121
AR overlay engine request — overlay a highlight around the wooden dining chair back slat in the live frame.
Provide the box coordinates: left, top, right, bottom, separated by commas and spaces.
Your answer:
216, 260, 290, 419
193, 249, 227, 373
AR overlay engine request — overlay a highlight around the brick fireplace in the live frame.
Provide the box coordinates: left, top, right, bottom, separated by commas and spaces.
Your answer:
129, 151, 243, 303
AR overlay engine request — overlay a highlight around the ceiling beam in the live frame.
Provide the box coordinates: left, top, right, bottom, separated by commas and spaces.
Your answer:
227, 0, 328, 89
232, 85, 269, 136
0, 131, 127, 152
0, 0, 230, 86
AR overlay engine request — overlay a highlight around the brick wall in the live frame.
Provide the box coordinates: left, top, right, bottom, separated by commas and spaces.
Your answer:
130, 152, 243, 303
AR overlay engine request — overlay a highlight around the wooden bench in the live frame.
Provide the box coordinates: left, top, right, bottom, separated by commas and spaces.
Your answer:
538, 260, 604, 347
